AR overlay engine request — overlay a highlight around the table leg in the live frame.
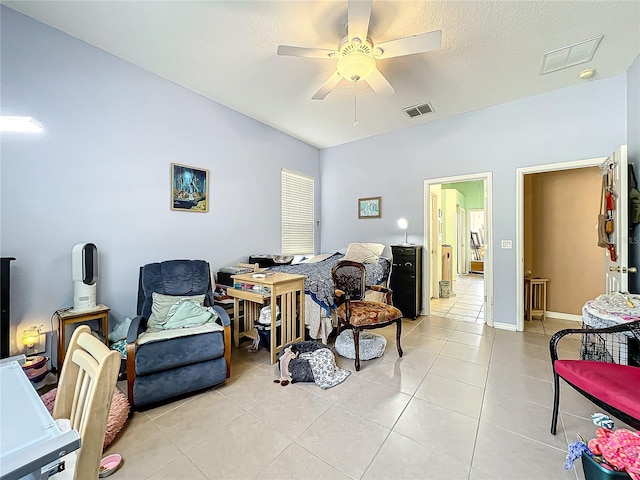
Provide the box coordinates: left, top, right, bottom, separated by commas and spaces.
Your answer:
233, 298, 240, 348
270, 293, 277, 365
57, 317, 64, 370
101, 313, 109, 345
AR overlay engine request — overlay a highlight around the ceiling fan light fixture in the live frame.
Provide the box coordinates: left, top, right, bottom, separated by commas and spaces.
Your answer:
337, 52, 375, 82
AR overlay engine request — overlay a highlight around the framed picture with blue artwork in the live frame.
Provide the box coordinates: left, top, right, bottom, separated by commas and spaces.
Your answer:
171, 163, 209, 212
358, 196, 381, 219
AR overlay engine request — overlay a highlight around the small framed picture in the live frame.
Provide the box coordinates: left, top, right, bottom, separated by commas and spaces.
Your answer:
171, 163, 209, 212
358, 196, 381, 219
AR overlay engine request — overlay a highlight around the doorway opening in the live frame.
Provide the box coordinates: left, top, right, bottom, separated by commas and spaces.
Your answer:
423, 173, 493, 327
516, 156, 609, 332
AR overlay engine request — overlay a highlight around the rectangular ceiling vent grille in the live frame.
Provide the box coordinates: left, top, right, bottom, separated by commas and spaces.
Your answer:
540, 35, 603, 75
403, 102, 434, 118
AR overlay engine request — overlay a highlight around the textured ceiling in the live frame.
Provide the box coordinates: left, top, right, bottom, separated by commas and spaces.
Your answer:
4, 1, 640, 148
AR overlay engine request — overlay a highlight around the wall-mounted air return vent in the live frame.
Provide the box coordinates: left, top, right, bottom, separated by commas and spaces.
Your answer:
403, 102, 433, 118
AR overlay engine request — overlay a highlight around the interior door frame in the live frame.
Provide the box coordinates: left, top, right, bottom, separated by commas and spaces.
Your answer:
457, 205, 467, 274
423, 172, 493, 326
515, 156, 606, 331
430, 193, 440, 299
467, 208, 485, 271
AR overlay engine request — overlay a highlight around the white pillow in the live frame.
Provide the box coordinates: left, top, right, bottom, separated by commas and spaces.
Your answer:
292, 255, 308, 264
343, 242, 385, 264
148, 293, 206, 329
301, 253, 336, 264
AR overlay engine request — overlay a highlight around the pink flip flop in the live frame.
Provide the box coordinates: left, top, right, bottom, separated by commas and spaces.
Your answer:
99, 453, 123, 478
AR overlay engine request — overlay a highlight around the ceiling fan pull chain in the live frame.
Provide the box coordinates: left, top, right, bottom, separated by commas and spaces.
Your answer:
353, 95, 359, 127
353, 81, 359, 127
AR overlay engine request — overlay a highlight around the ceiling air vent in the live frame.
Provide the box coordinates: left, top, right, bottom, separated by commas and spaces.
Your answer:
403, 102, 433, 118
540, 36, 603, 75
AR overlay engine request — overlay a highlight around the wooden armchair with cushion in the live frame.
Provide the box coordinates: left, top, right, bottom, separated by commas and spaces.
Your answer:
332, 260, 403, 371
549, 319, 640, 434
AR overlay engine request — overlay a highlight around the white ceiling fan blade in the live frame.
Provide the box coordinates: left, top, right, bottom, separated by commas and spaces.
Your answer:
365, 68, 395, 97
277, 45, 336, 59
312, 72, 343, 100
348, 0, 372, 42
375, 30, 442, 59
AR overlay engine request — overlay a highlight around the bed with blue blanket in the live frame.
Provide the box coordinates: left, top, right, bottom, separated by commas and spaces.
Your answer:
267, 251, 391, 343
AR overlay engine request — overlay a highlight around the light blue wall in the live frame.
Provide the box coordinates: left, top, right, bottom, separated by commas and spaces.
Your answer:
321, 75, 627, 327
628, 54, 640, 294
0, 7, 320, 354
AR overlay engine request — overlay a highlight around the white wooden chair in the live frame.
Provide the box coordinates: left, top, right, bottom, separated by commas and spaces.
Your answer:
53, 325, 120, 479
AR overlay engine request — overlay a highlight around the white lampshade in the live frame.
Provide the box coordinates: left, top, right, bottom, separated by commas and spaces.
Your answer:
337, 53, 376, 82
398, 218, 409, 244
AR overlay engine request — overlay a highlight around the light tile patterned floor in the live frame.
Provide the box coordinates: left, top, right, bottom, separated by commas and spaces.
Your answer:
106, 307, 610, 480
430, 274, 485, 323
430, 274, 581, 334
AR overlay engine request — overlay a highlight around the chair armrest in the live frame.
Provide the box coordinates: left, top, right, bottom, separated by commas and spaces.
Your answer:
370, 285, 391, 294
549, 319, 640, 363
126, 315, 146, 344
212, 305, 231, 327
334, 289, 346, 306
369, 285, 393, 304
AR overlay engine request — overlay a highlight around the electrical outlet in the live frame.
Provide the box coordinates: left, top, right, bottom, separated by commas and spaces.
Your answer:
501, 240, 513, 249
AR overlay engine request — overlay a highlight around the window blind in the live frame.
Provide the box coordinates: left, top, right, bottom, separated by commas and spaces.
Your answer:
281, 169, 314, 255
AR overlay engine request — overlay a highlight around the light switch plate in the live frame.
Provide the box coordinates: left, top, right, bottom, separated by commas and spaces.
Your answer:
501, 240, 513, 249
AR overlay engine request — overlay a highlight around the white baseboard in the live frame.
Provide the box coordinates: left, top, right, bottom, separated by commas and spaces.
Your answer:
493, 321, 517, 331
546, 311, 582, 322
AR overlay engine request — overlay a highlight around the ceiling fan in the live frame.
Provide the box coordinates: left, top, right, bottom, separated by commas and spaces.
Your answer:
277, 0, 442, 100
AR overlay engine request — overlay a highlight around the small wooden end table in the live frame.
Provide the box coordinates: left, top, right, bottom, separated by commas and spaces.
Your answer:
227, 272, 305, 364
524, 278, 548, 321
56, 304, 109, 370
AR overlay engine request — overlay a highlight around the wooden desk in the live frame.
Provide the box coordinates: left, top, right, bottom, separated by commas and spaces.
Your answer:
228, 272, 305, 364
524, 278, 548, 321
56, 304, 109, 370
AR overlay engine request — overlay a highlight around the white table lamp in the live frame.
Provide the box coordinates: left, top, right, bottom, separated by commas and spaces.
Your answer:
398, 218, 409, 245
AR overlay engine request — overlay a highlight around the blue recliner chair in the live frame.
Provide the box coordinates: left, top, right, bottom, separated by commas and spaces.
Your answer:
126, 260, 231, 409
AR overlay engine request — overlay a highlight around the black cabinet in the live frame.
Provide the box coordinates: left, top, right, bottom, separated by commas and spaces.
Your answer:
390, 245, 422, 319
1, 257, 16, 358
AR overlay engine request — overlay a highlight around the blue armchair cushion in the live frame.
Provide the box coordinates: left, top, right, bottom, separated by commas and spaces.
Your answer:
133, 357, 227, 407
138, 260, 213, 320
135, 330, 225, 376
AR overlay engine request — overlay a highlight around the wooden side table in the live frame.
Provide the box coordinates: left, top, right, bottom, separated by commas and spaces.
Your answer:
228, 272, 305, 364
56, 304, 109, 369
524, 278, 548, 321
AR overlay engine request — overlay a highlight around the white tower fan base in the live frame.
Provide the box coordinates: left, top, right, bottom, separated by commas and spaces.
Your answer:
74, 281, 96, 311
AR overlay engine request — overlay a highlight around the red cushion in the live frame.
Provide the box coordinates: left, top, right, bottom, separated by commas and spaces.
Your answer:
555, 360, 640, 420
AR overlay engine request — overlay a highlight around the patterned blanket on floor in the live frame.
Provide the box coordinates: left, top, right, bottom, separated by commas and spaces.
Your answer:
299, 348, 350, 389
